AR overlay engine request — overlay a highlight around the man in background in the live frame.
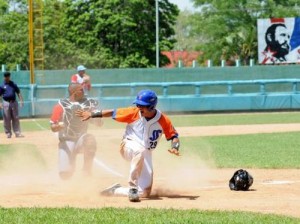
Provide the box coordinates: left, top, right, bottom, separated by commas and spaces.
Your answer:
0, 72, 24, 138
71, 65, 91, 96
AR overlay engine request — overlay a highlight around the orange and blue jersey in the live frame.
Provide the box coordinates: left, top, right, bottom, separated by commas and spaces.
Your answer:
112, 107, 178, 150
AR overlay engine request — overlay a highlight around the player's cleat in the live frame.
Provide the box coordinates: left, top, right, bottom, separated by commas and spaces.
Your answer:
15, 134, 24, 138
128, 187, 140, 202
100, 183, 121, 196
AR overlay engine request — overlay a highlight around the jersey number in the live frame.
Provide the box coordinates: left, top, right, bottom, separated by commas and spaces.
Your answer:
149, 130, 162, 149
149, 141, 157, 149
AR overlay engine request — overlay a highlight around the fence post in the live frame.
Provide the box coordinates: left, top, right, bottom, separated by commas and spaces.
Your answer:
207, 59, 212, 67
1, 64, 6, 72
293, 82, 297, 94
227, 84, 233, 95
178, 60, 183, 68
249, 59, 254, 67
130, 85, 136, 96
30, 84, 36, 117
235, 59, 240, 67
260, 83, 266, 95
221, 60, 225, 67
192, 60, 197, 68
16, 64, 21, 71
195, 85, 200, 96
163, 85, 168, 97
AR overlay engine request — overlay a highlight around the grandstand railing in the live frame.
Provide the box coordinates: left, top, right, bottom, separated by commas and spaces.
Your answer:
16, 79, 300, 117
91, 79, 300, 96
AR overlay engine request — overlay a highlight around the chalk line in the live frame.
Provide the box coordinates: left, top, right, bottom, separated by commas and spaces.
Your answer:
93, 157, 124, 177
32, 119, 48, 130
261, 180, 300, 185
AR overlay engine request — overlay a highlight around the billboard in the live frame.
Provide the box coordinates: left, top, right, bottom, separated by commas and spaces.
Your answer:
257, 17, 300, 64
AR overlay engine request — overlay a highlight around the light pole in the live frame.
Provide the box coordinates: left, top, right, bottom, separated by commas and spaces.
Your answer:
155, 0, 159, 68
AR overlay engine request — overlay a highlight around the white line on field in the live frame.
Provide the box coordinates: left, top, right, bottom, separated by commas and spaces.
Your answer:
32, 119, 47, 130
261, 180, 300, 185
94, 157, 124, 177
179, 179, 300, 190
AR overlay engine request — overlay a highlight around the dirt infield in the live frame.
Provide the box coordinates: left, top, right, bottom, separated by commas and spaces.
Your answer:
0, 124, 300, 218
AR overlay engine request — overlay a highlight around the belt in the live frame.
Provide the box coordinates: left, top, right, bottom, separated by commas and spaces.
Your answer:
4, 99, 15, 103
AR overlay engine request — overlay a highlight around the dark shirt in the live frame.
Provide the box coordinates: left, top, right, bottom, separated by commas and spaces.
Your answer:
0, 81, 20, 101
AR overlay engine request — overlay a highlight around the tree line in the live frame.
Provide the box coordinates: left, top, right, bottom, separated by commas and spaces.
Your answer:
176, 0, 300, 66
0, 0, 179, 70
1, 0, 299, 70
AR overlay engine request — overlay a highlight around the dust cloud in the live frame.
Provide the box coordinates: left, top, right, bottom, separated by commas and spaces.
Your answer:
0, 140, 103, 205
152, 141, 217, 197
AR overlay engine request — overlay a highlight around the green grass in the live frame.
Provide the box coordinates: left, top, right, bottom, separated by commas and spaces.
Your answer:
7, 111, 300, 132
169, 111, 300, 127
1, 112, 300, 222
179, 132, 300, 168
0, 119, 49, 132
0, 208, 299, 224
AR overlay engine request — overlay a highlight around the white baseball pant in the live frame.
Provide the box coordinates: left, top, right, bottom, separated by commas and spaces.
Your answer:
114, 138, 153, 197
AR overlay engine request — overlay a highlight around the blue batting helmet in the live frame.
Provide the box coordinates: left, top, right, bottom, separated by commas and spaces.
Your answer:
133, 89, 158, 108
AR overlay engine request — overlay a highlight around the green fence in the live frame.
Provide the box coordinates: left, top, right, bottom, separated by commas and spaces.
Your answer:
12, 79, 300, 117
5, 65, 300, 85
3, 65, 300, 117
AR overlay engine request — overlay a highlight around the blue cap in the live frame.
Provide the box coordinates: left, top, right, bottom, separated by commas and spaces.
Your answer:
133, 89, 158, 107
77, 65, 86, 71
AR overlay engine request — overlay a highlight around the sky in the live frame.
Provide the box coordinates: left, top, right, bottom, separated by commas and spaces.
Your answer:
168, 0, 196, 11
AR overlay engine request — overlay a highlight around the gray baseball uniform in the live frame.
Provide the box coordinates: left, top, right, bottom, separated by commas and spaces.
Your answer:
50, 98, 99, 179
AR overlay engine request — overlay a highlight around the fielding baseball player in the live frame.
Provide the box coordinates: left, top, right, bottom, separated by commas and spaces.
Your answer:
50, 83, 102, 180
71, 65, 91, 96
76, 89, 180, 202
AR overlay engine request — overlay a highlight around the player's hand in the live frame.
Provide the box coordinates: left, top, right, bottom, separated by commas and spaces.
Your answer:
50, 122, 64, 132
168, 148, 180, 156
58, 122, 64, 128
75, 109, 92, 121
83, 75, 90, 83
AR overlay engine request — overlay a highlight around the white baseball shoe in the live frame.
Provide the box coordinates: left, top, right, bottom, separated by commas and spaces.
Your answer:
128, 187, 140, 202
100, 183, 121, 196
